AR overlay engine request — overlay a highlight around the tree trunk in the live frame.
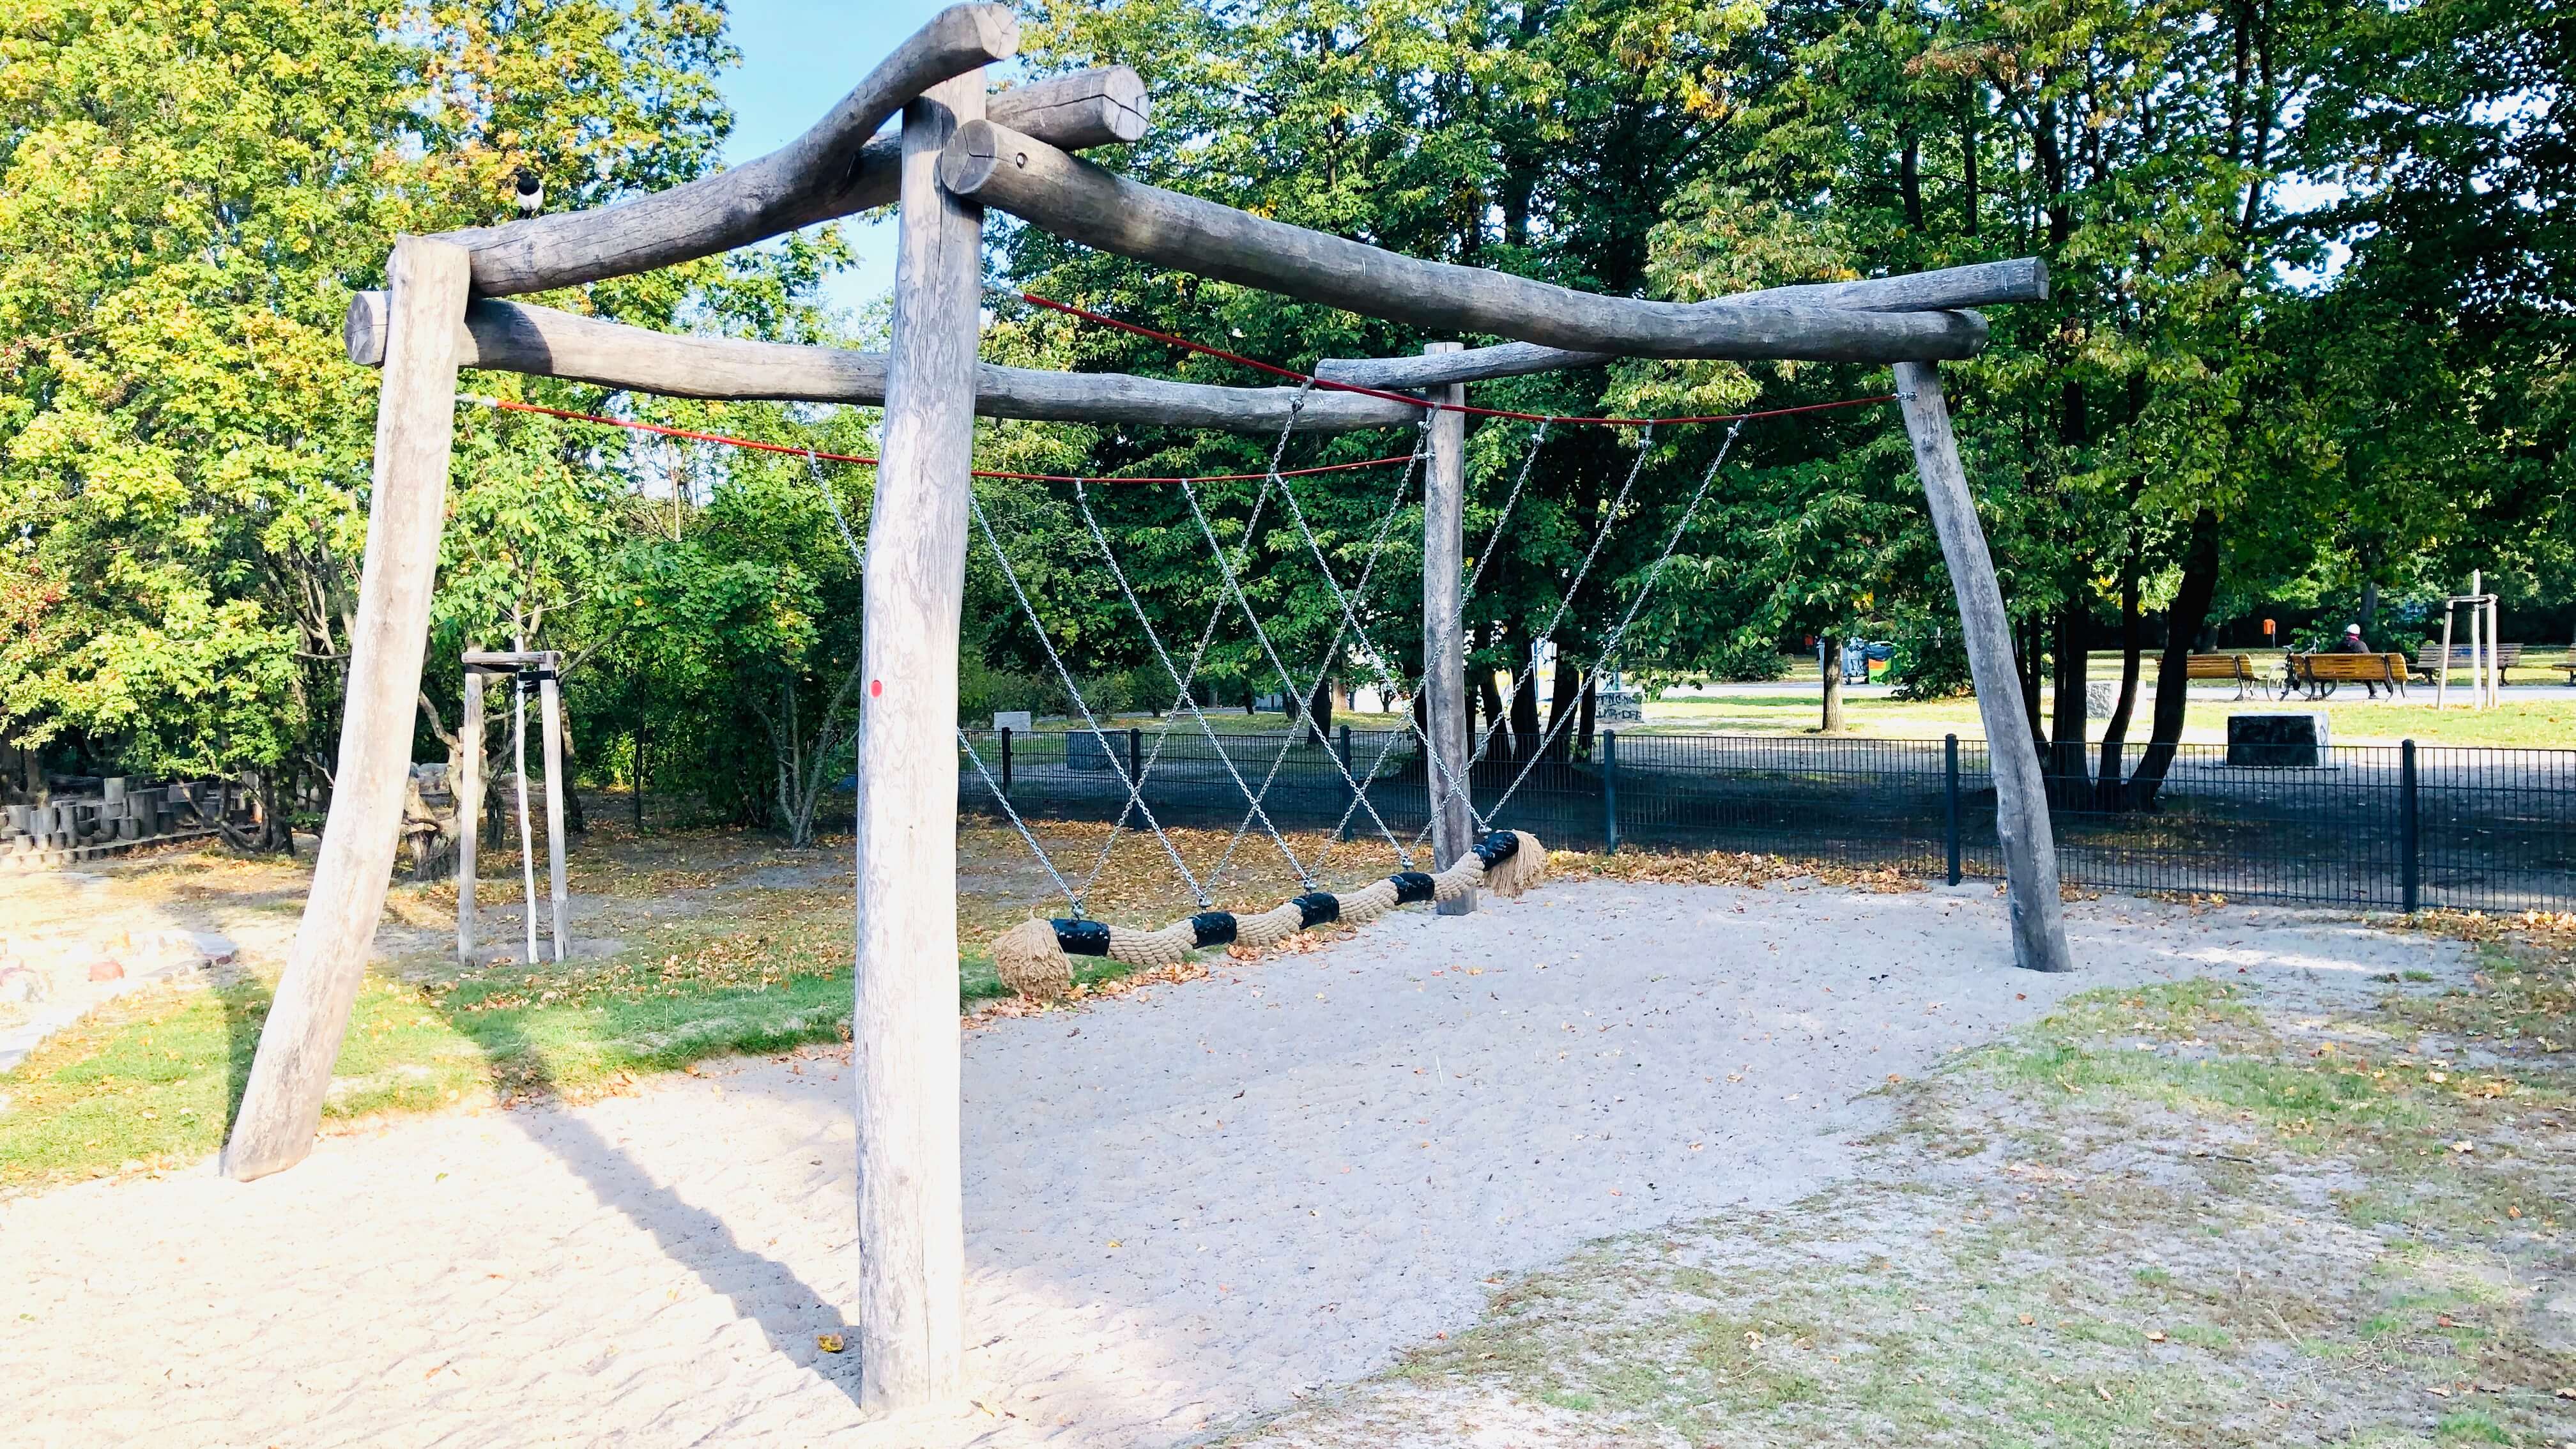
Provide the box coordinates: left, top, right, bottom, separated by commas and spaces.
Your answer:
1543, 652, 1581, 760
1575, 673, 1598, 762
2358, 577, 2380, 637
2047, 605, 2089, 804
631, 726, 647, 834
1820, 640, 1845, 733
1307, 674, 1335, 742
1508, 655, 1542, 762
2124, 507, 2223, 809
2020, 615, 2049, 759
2094, 551, 2144, 809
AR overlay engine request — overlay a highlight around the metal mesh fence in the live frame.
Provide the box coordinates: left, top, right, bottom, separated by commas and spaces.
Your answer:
959, 727, 2576, 913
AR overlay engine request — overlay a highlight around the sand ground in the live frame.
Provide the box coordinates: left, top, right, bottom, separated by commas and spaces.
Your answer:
0, 878, 2458, 1447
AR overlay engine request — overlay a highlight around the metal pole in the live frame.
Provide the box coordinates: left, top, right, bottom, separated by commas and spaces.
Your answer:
1600, 728, 1620, 854
1944, 733, 1963, 886
999, 726, 1012, 797
1337, 723, 1354, 843
2400, 738, 2420, 913
2488, 595, 2503, 706
1126, 726, 1143, 827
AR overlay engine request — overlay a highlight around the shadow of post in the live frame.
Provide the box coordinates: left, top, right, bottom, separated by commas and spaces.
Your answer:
436, 1000, 864, 1409
218, 973, 276, 1124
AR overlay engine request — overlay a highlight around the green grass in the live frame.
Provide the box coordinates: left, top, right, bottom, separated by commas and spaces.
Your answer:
0, 919, 1152, 1193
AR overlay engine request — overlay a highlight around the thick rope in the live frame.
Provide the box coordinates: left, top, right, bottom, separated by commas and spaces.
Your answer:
988, 830, 1551, 1000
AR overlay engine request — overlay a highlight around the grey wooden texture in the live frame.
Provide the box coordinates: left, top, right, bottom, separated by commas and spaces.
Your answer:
940, 123, 1989, 362
512, 664, 539, 965
433, 7, 1029, 296
1315, 260, 2046, 389
1420, 343, 1477, 915
344, 293, 1418, 434
433, 49, 1149, 299
539, 668, 570, 962
456, 669, 484, 962
1893, 362, 2073, 974
222, 238, 475, 1181
854, 72, 982, 1411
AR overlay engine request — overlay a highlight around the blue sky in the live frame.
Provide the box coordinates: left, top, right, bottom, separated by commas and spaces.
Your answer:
717, 1, 979, 318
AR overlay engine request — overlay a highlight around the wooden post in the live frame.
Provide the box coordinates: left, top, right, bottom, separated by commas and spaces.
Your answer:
456, 668, 485, 962
1892, 362, 2074, 974
2436, 601, 2455, 708
853, 68, 983, 1412
1421, 341, 1476, 916
222, 236, 472, 1180
512, 666, 539, 965
539, 658, 570, 961
2469, 571, 2485, 710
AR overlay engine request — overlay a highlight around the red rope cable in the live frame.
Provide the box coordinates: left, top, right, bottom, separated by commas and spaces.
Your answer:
1013, 291, 1899, 427
468, 395, 1421, 484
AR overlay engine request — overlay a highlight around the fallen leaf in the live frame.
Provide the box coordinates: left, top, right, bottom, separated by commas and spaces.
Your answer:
2147, 1330, 2166, 1343
816, 1333, 845, 1354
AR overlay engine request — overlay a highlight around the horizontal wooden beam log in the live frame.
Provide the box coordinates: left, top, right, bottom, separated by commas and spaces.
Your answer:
941, 123, 1989, 364
430, 3, 1142, 298
1314, 260, 2046, 389
344, 293, 1418, 434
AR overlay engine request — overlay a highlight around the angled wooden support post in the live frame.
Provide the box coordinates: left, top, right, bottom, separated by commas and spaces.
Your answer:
456, 668, 485, 962
854, 70, 985, 1411
224, 236, 473, 1179
1420, 341, 1476, 915
1892, 362, 2074, 974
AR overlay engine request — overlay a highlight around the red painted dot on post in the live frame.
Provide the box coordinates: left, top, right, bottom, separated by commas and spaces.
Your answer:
870, 679, 882, 698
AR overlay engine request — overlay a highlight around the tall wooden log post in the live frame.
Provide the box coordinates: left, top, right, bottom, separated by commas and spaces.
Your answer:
456, 667, 485, 962
854, 70, 984, 1411
1420, 342, 1476, 916
1892, 362, 2074, 974
539, 659, 570, 960
223, 237, 473, 1179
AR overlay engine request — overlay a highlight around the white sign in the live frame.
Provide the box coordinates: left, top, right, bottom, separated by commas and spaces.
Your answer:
992, 711, 1032, 733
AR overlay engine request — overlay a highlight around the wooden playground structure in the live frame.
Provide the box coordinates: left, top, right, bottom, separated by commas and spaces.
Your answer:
227, 4, 2075, 1412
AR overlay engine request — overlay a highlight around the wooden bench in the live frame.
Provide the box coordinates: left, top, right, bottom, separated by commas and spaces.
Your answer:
2411, 643, 2526, 684
2186, 653, 2260, 699
2284, 652, 2408, 700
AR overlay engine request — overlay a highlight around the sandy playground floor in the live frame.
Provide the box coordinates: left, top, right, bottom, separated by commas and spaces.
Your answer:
0, 877, 2460, 1446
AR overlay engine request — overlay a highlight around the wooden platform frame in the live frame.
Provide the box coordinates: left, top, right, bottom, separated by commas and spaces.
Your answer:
225, 1, 2075, 1410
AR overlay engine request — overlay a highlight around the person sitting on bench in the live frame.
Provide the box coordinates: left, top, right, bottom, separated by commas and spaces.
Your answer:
2333, 622, 2387, 698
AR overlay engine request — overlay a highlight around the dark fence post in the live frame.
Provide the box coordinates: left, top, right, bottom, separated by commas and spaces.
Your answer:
2400, 738, 2419, 912
999, 726, 1012, 798
1602, 729, 1620, 854
1126, 726, 1144, 827
1943, 733, 1962, 886
1337, 724, 1354, 842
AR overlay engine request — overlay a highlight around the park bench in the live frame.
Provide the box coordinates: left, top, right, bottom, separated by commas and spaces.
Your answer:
2410, 643, 2525, 684
2283, 652, 2409, 700
2185, 653, 2260, 699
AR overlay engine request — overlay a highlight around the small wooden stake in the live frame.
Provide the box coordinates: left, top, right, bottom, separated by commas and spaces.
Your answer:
539, 661, 570, 960
1893, 362, 2074, 974
223, 236, 473, 1179
854, 69, 983, 1412
456, 668, 485, 962
1421, 341, 1476, 915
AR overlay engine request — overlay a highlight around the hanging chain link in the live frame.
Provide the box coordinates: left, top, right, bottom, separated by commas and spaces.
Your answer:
1482, 420, 1745, 823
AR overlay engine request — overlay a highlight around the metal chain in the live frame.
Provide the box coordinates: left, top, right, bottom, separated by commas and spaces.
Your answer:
1172, 392, 1422, 875
1464, 423, 1655, 774
1267, 433, 1494, 830
1483, 420, 1745, 823
1071, 476, 1314, 890
1463, 420, 1549, 607
956, 729, 1082, 914
969, 491, 1211, 907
